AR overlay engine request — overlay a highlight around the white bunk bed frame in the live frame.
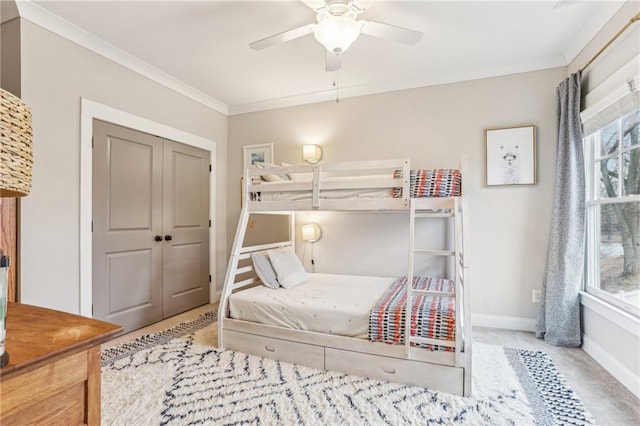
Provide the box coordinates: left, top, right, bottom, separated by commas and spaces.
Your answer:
218, 158, 471, 396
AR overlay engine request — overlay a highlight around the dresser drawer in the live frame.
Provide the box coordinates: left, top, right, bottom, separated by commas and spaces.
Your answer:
325, 348, 464, 394
224, 329, 325, 370
0, 351, 88, 419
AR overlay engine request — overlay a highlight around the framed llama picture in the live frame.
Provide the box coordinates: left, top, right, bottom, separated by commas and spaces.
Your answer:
485, 125, 536, 186
243, 143, 273, 170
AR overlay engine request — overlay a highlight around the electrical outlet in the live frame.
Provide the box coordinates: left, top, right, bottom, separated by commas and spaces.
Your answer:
532, 289, 542, 303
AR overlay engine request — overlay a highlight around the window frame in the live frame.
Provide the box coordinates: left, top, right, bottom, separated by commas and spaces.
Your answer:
584, 105, 640, 318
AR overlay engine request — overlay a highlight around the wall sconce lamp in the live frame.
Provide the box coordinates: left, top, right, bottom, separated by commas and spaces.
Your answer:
302, 222, 322, 243
302, 144, 323, 164
0, 88, 34, 368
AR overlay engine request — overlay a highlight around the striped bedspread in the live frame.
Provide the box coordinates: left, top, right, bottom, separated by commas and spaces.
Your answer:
392, 169, 462, 198
369, 276, 456, 351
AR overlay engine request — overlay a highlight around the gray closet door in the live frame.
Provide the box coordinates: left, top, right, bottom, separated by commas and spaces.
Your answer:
93, 120, 210, 332
162, 141, 210, 317
92, 120, 164, 331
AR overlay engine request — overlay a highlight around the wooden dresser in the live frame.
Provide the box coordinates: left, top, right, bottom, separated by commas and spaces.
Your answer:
0, 302, 122, 425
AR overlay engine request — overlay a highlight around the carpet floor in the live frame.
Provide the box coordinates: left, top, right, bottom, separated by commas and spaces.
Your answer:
101, 311, 593, 425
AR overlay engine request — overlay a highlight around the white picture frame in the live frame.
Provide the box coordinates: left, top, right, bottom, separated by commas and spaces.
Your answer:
243, 143, 274, 170
485, 125, 536, 186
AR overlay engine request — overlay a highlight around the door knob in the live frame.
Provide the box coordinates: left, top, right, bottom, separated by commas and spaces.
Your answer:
154, 235, 162, 242
164, 235, 173, 241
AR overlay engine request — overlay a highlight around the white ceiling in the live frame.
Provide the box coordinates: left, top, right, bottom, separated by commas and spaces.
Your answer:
16, 1, 627, 114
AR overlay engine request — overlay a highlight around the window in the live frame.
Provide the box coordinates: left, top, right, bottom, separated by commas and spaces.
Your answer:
584, 90, 639, 317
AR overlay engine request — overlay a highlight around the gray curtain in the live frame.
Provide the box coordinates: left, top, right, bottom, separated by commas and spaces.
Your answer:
536, 73, 585, 347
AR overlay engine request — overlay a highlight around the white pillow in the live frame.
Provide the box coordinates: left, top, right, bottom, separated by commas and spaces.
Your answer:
251, 252, 279, 289
268, 247, 308, 289
254, 162, 289, 182
280, 162, 314, 181
288, 172, 313, 182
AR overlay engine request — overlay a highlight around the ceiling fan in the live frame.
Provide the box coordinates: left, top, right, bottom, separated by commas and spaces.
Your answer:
249, 0, 423, 72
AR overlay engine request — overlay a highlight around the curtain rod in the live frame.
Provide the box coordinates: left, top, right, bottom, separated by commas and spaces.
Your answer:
580, 11, 640, 74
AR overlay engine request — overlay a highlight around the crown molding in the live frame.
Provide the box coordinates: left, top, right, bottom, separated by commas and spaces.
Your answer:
561, 1, 627, 65
14, 0, 229, 116
228, 54, 566, 115
11, 0, 623, 117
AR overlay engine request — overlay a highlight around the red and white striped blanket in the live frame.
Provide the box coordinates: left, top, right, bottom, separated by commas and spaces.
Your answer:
392, 169, 462, 198
369, 276, 456, 351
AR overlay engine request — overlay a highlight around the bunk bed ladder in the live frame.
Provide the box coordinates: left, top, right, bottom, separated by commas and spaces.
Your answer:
405, 198, 459, 358
405, 201, 416, 357
453, 197, 463, 368
460, 197, 472, 396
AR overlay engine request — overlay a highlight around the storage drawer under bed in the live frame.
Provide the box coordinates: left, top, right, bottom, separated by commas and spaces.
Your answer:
223, 329, 325, 370
325, 348, 464, 395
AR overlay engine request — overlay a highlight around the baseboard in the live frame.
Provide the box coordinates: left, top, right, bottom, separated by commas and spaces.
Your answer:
582, 334, 640, 398
472, 314, 536, 332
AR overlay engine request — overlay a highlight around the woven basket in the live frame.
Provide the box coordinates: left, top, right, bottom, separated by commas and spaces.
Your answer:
0, 88, 33, 197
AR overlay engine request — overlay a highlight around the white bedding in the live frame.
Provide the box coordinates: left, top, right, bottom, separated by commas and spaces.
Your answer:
254, 187, 392, 201
250, 174, 394, 202
229, 273, 394, 338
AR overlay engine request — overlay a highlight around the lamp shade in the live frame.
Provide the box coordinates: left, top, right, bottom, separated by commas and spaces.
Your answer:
313, 15, 361, 54
302, 144, 323, 164
0, 88, 33, 197
302, 222, 322, 243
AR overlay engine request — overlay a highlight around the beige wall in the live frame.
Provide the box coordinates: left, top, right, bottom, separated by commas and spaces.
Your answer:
18, 19, 227, 314
229, 66, 567, 325
569, 1, 640, 398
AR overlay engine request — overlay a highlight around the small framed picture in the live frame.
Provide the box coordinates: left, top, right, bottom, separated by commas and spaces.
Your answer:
243, 143, 273, 170
485, 125, 536, 186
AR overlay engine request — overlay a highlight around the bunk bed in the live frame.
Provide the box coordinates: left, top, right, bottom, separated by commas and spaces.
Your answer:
218, 158, 471, 396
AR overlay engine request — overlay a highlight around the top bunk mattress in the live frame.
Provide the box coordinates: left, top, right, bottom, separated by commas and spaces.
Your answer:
250, 175, 394, 202
229, 273, 394, 339
249, 168, 461, 202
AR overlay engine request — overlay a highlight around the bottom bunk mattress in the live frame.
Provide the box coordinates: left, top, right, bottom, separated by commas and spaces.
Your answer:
229, 273, 394, 338
229, 273, 457, 351
369, 276, 456, 351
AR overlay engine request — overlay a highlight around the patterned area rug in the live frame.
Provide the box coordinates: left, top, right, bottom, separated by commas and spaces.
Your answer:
101, 312, 593, 425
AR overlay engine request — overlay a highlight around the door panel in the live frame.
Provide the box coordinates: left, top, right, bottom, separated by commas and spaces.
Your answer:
172, 152, 204, 227
108, 139, 154, 230
93, 120, 163, 332
170, 242, 203, 293
163, 142, 210, 317
107, 249, 153, 312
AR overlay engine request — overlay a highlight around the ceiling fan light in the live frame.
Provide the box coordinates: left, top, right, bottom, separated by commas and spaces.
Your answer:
313, 15, 361, 54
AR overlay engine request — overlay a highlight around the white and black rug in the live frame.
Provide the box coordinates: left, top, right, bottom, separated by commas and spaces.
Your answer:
101, 312, 593, 425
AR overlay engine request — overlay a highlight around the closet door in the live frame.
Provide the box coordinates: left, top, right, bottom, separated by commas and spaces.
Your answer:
92, 120, 164, 331
162, 141, 210, 317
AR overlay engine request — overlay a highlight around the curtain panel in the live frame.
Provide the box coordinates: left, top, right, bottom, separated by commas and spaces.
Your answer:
536, 73, 585, 347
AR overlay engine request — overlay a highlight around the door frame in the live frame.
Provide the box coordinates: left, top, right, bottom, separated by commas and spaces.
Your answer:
79, 98, 217, 317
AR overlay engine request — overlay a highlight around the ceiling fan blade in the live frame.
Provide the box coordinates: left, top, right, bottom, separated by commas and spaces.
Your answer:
300, 0, 327, 11
326, 51, 342, 72
351, 0, 373, 12
249, 25, 314, 50
360, 20, 423, 45
553, 0, 579, 8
